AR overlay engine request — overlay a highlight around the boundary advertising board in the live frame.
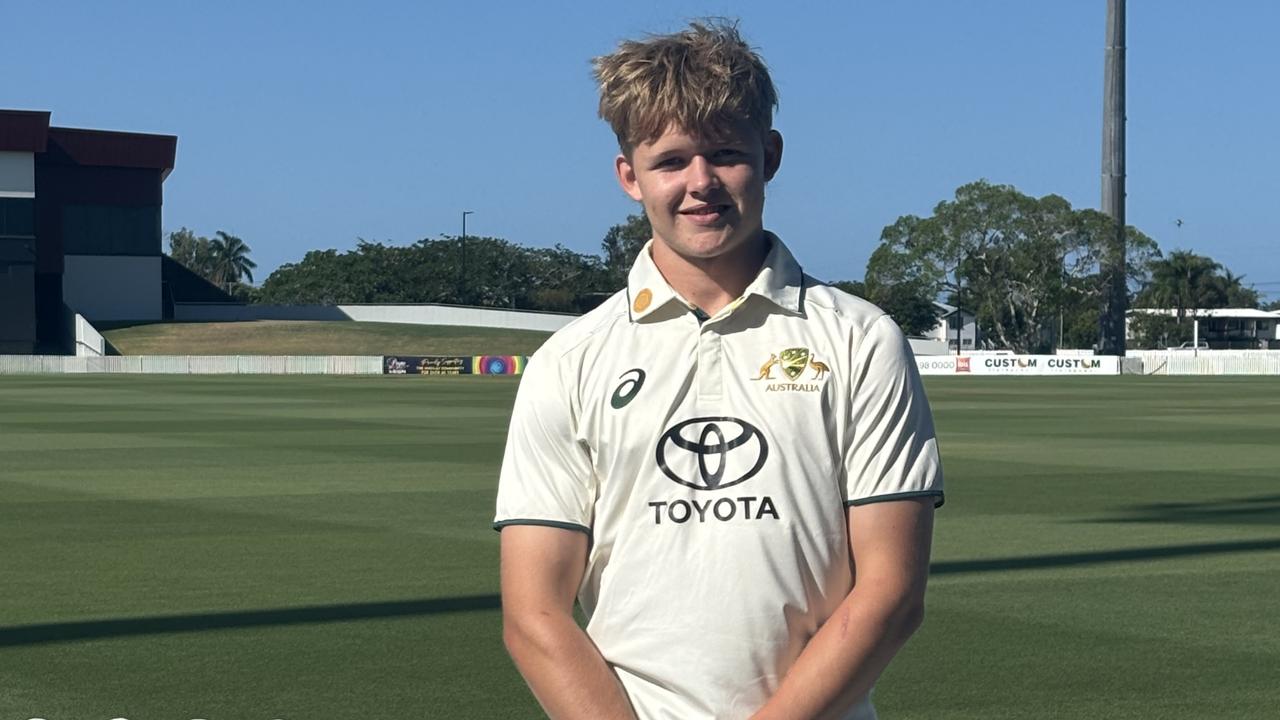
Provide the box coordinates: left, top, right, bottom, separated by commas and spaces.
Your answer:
915, 355, 1119, 376
383, 355, 527, 375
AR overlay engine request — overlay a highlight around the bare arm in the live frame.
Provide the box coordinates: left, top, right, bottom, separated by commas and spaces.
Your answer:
751, 497, 935, 720
500, 525, 637, 720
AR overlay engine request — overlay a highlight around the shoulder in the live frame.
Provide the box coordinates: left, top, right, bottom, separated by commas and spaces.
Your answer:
799, 276, 899, 342
529, 290, 632, 367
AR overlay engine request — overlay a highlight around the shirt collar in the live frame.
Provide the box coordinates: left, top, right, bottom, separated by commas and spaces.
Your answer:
743, 232, 805, 315
625, 231, 805, 323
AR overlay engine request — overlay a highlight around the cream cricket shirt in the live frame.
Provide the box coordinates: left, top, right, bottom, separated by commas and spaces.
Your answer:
495, 235, 943, 720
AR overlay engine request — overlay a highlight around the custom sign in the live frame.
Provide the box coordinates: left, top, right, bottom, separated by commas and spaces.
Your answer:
915, 354, 1120, 376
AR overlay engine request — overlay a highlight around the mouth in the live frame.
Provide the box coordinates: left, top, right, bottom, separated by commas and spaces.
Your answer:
679, 204, 732, 221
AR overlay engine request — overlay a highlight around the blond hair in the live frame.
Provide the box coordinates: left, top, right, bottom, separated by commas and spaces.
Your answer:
592, 21, 778, 156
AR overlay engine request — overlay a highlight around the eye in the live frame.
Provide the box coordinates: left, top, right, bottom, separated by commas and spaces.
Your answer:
711, 148, 745, 163
656, 156, 685, 169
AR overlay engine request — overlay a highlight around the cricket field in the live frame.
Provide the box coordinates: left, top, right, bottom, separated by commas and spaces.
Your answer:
1, 375, 1277, 718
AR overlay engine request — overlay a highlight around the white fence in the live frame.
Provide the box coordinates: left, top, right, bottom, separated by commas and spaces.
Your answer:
1130, 350, 1280, 376
173, 303, 576, 333
0, 355, 384, 375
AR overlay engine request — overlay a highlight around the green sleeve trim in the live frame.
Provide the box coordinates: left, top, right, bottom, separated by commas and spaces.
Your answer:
493, 519, 593, 539
846, 491, 945, 509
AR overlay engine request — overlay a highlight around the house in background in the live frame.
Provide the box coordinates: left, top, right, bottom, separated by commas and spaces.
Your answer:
919, 301, 979, 352
1127, 308, 1280, 349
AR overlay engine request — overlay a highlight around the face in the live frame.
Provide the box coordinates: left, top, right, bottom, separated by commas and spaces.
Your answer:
615, 121, 783, 263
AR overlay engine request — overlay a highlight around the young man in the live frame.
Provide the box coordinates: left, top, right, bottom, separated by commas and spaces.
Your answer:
495, 22, 943, 720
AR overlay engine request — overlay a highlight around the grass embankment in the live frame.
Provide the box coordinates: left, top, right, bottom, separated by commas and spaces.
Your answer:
100, 320, 552, 356
1, 376, 1278, 717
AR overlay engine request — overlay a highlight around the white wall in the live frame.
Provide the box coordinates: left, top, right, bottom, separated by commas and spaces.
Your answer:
174, 303, 576, 333
0, 355, 384, 375
340, 304, 573, 332
63, 255, 162, 321
908, 338, 950, 356
0, 151, 35, 197
74, 314, 105, 357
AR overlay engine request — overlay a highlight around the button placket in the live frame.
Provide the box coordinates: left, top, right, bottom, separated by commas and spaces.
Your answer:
696, 320, 724, 401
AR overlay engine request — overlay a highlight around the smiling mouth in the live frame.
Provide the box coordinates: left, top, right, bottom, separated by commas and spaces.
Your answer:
681, 204, 731, 215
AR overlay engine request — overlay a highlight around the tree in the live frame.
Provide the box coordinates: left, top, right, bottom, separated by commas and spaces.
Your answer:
256, 235, 612, 312
1056, 208, 1159, 348
1128, 312, 1192, 349
828, 280, 865, 297
167, 227, 216, 281
1136, 251, 1222, 321
865, 180, 1160, 352
829, 279, 938, 337
1134, 251, 1263, 313
209, 230, 257, 292
601, 214, 651, 290
864, 181, 1064, 352
1211, 270, 1261, 308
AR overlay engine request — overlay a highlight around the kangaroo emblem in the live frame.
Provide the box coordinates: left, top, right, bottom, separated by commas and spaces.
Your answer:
809, 358, 830, 380
753, 354, 779, 380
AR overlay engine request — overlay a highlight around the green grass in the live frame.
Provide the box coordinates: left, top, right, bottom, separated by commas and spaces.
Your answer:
100, 320, 552, 356
1, 376, 1278, 718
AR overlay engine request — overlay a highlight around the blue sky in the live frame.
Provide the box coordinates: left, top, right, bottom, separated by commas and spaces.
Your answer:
5, 1, 1278, 300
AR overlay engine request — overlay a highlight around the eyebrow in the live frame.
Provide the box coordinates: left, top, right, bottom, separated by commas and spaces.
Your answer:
647, 148, 687, 166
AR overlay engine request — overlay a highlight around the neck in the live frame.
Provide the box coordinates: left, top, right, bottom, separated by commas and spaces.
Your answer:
650, 233, 770, 317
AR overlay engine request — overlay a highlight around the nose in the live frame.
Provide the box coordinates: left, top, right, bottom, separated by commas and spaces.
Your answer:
686, 155, 719, 193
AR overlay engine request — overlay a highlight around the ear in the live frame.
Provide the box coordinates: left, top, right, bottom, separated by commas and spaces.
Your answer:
763, 130, 784, 182
615, 153, 644, 202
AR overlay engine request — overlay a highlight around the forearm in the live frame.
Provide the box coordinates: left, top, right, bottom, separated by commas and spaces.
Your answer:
750, 589, 924, 720
504, 611, 637, 720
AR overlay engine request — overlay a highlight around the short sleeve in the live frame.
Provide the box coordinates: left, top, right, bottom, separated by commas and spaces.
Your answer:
493, 349, 596, 536
843, 315, 944, 507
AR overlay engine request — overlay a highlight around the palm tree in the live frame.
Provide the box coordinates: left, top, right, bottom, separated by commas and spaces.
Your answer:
1209, 270, 1260, 308
1139, 251, 1221, 322
210, 230, 257, 293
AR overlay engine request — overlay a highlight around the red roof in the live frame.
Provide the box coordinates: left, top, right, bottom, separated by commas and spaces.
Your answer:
46, 126, 176, 177
1, 108, 176, 178
0, 109, 51, 152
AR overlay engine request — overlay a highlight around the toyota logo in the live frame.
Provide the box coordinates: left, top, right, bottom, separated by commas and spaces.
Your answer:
656, 417, 769, 491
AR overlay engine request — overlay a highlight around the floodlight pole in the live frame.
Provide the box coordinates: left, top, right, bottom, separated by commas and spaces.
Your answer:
1099, 0, 1128, 356
461, 210, 474, 305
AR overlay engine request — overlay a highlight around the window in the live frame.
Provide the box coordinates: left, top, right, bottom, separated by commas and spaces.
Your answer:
61, 204, 160, 255
0, 198, 35, 238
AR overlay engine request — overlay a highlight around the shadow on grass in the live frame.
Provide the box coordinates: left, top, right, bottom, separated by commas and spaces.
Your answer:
932, 538, 1280, 575
6, 538, 1280, 648
0, 594, 500, 648
1086, 493, 1280, 526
